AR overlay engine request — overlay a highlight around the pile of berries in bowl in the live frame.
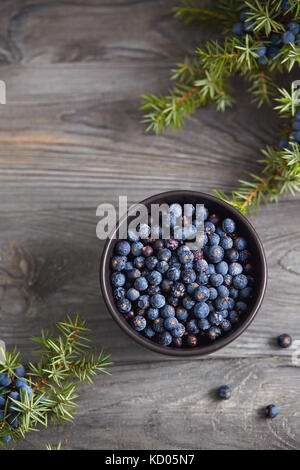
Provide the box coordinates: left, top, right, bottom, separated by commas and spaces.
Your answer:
100, 191, 267, 357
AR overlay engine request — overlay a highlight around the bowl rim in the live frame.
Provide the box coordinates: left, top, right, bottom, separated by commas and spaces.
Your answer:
100, 190, 267, 357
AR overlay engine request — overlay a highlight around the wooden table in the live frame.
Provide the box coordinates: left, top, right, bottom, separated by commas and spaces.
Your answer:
0, 0, 299, 450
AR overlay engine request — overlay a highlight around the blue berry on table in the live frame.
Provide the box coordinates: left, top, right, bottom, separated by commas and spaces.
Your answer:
126, 288, 140, 302
111, 272, 126, 287
229, 310, 239, 324
206, 263, 215, 275
171, 323, 185, 338
218, 385, 232, 400
267, 45, 280, 59
148, 285, 160, 296
146, 308, 159, 321
193, 286, 210, 302
223, 274, 232, 287
282, 30, 295, 44
217, 285, 229, 299
278, 334, 292, 348
255, 44, 267, 57
124, 261, 133, 271
169, 255, 181, 269
114, 287, 126, 301
232, 22, 245, 36
126, 268, 141, 281
157, 248, 171, 262
208, 287, 218, 301
215, 261, 228, 276
152, 317, 165, 333
227, 298, 235, 311
208, 326, 221, 341
210, 273, 224, 287
124, 310, 135, 320
138, 223, 151, 239
186, 334, 198, 347
208, 233, 220, 246
182, 296, 195, 310
181, 268, 196, 284
194, 302, 210, 319
141, 245, 153, 258
7, 412, 19, 427
137, 295, 150, 309
14, 378, 28, 389
194, 259, 208, 272
160, 304, 175, 318
173, 337, 183, 347
150, 294, 166, 309
158, 331, 173, 346
239, 249, 250, 264
144, 327, 155, 339
134, 276, 148, 291
204, 221, 216, 235
169, 203, 182, 218
208, 245, 224, 263
127, 229, 139, 242
270, 32, 281, 45
222, 218, 235, 233
175, 307, 189, 322
243, 263, 253, 274
111, 256, 126, 271
183, 224, 197, 240
132, 316, 146, 332
178, 250, 194, 264
236, 301, 247, 314
115, 240, 131, 256
186, 282, 199, 295
133, 257, 145, 270
198, 318, 210, 330
197, 272, 209, 285
161, 279, 173, 293
228, 262, 243, 276
233, 274, 248, 290
171, 282, 186, 298
215, 297, 229, 311
117, 299, 132, 313
186, 319, 200, 334
164, 317, 179, 331
229, 287, 239, 299
220, 319, 232, 332
166, 267, 181, 281
220, 236, 233, 250
156, 260, 169, 274
145, 256, 158, 270
244, 18, 255, 32
208, 312, 223, 326
168, 295, 180, 308
240, 287, 253, 299
165, 238, 179, 251
233, 237, 247, 251
265, 404, 279, 419
131, 241, 144, 256
147, 270, 162, 286
226, 248, 239, 263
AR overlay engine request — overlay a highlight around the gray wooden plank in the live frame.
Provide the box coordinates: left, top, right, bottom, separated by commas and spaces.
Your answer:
12, 357, 300, 450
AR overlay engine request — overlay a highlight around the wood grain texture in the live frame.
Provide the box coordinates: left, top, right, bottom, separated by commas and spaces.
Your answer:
0, 0, 299, 450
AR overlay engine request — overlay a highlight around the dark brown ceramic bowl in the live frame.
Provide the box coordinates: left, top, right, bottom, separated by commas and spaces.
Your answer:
100, 190, 267, 357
